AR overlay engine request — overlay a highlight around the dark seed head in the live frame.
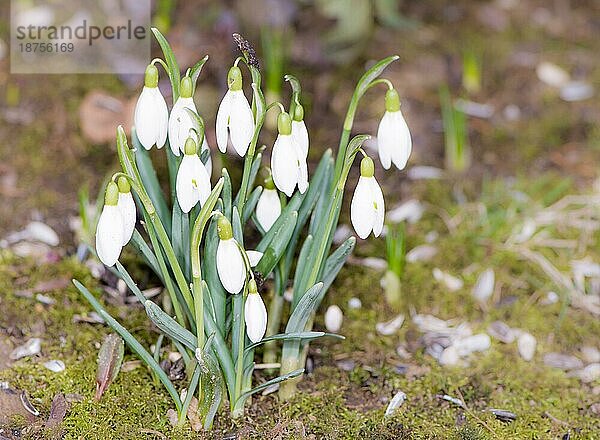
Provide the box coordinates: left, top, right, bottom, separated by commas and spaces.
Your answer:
232, 33, 259, 68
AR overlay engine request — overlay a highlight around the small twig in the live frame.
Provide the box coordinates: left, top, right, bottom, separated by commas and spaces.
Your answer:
455, 389, 499, 439
543, 411, 570, 427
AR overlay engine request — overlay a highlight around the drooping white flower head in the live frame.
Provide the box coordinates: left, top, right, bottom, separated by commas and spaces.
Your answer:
271, 111, 308, 197
134, 64, 168, 150
291, 104, 309, 159
168, 76, 197, 156
116, 177, 136, 246
351, 156, 385, 239
216, 215, 247, 294
96, 181, 124, 267
255, 175, 281, 232
176, 137, 212, 213
244, 279, 267, 343
377, 88, 412, 170
216, 66, 254, 157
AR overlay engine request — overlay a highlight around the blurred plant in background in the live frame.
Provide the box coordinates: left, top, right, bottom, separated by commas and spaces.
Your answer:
383, 222, 406, 310
440, 85, 470, 173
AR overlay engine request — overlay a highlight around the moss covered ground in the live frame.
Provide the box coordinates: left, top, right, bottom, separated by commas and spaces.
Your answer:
1, 175, 599, 439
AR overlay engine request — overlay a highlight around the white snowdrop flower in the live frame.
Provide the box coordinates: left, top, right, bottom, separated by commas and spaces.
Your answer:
244, 279, 267, 343
175, 137, 212, 213
95, 181, 124, 267
116, 177, 136, 246
271, 111, 308, 197
134, 64, 168, 150
350, 156, 385, 239
216, 66, 254, 157
216, 215, 247, 294
168, 76, 197, 156
246, 250, 264, 267
255, 176, 281, 232
291, 104, 309, 159
324, 305, 343, 332
377, 88, 412, 170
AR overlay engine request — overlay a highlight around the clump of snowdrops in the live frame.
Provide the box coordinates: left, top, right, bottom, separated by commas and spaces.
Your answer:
74, 30, 412, 429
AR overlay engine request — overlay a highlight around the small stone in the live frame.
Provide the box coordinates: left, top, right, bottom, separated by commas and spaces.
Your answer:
581, 346, 600, 364
384, 391, 407, 417
540, 291, 559, 305
36, 293, 55, 305
24, 221, 59, 246
43, 360, 65, 373
387, 199, 424, 224
454, 334, 491, 356
543, 353, 584, 371
472, 268, 495, 302
283, 288, 294, 303
560, 81, 594, 102
517, 333, 536, 361
348, 297, 362, 309
406, 245, 438, 263
569, 363, 600, 383
336, 359, 356, 372
433, 268, 463, 292
324, 305, 343, 333
439, 346, 460, 366
487, 321, 516, 344
503, 104, 521, 121
168, 352, 182, 363
359, 257, 387, 271
261, 383, 279, 396
407, 166, 444, 180
333, 224, 353, 244
536, 62, 570, 88
489, 408, 517, 422
376, 314, 405, 336
10, 338, 42, 360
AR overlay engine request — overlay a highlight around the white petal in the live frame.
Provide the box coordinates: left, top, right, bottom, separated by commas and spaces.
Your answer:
190, 154, 212, 207
217, 238, 246, 294
215, 90, 233, 153
168, 97, 197, 156
117, 192, 136, 245
295, 141, 309, 194
176, 155, 200, 213
255, 188, 281, 232
390, 111, 412, 170
95, 205, 124, 266
134, 87, 160, 150
228, 90, 254, 157
271, 135, 297, 197
370, 177, 385, 237
376, 111, 395, 170
154, 88, 169, 149
246, 250, 264, 267
244, 292, 267, 343
350, 176, 376, 239
291, 120, 309, 158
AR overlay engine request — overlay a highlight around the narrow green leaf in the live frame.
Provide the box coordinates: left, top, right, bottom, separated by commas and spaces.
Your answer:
73, 280, 182, 411
285, 283, 323, 334
245, 331, 343, 352
255, 211, 297, 277
242, 186, 262, 224
235, 368, 304, 406
292, 234, 313, 293
144, 300, 197, 351
321, 237, 356, 293
189, 55, 209, 94
222, 169, 232, 219
132, 129, 171, 234
130, 230, 161, 277
151, 27, 181, 100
